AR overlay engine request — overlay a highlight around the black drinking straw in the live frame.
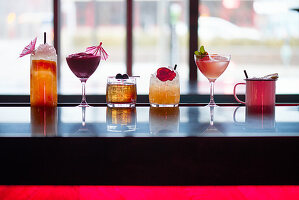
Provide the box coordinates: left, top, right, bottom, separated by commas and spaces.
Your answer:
44, 32, 46, 44
244, 70, 248, 79
174, 64, 177, 70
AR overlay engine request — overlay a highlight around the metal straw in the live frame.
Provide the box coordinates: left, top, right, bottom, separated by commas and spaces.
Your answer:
44, 32, 46, 44
243, 70, 248, 79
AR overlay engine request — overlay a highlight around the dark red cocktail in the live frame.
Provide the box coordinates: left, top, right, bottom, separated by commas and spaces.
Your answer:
66, 52, 101, 107
66, 52, 100, 79
66, 42, 108, 107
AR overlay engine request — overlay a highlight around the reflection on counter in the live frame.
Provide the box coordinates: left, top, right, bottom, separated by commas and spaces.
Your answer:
234, 105, 276, 131
149, 107, 180, 135
74, 107, 92, 135
106, 107, 136, 132
1, 106, 298, 137
200, 107, 223, 136
30, 106, 57, 136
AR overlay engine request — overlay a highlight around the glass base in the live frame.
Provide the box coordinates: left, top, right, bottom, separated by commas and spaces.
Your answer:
150, 103, 179, 107
206, 103, 218, 107
107, 124, 136, 133
107, 103, 136, 108
78, 103, 90, 107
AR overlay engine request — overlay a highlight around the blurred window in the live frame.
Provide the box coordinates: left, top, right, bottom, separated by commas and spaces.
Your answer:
60, 0, 126, 94
199, 0, 299, 94
133, 1, 189, 94
0, 0, 53, 94
1, 0, 299, 96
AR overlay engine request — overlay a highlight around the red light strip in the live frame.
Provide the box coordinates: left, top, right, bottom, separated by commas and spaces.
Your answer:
0, 186, 299, 200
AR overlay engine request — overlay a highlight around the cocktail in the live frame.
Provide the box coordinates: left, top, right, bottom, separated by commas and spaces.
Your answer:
19, 34, 57, 106
149, 66, 180, 107
106, 74, 137, 107
194, 46, 230, 107
20, 35, 57, 106
66, 42, 108, 107
30, 43, 57, 106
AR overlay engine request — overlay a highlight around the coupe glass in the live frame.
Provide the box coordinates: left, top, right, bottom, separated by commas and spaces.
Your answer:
66, 53, 101, 107
194, 54, 230, 107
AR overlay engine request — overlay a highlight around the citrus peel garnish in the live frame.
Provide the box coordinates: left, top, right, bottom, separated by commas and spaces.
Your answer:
262, 73, 279, 80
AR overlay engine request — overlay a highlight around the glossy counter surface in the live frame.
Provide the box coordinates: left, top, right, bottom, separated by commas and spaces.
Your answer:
0, 105, 298, 185
0, 105, 299, 137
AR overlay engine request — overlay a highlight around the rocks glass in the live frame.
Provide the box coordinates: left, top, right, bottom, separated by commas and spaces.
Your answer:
106, 76, 137, 107
149, 67, 180, 107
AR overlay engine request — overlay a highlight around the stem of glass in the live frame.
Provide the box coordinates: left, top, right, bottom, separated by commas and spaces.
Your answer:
208, 80, 216, 107
80, 79, 88, 107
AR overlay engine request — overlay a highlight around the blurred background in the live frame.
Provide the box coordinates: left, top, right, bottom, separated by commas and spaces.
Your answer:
1, 0, 299, 95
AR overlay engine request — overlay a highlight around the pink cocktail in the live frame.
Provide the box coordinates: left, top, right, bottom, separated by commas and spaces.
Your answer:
66, 52, 101, 107
66, 42, 108, 107
194, 47, 230, 107
195, 54, 229, 82
66, 53, 100, 79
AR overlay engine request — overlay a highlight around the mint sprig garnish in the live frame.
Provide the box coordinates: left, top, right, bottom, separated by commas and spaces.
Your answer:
194, 45, 208, 57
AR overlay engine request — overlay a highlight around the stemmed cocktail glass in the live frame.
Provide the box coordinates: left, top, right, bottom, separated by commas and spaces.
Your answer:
66, 43, 108, 107
194, 46, 230, 107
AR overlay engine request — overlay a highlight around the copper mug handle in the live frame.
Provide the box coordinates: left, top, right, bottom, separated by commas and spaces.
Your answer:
233, 83, 246, 104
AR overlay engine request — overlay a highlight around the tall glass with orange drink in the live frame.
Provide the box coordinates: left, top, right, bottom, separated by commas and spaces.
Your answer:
30, 43, 57, 106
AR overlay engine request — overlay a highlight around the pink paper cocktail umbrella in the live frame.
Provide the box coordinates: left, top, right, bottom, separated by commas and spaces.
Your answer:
85, 42, 109, 61
19, 37, 37, 57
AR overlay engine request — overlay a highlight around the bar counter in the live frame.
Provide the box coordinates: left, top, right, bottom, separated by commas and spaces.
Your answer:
0, 104, 298, 185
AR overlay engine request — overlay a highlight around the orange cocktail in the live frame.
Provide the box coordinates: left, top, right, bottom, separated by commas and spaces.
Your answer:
106, 75, 137, 107
149, 67, 180, 107
30, 44, 57, 106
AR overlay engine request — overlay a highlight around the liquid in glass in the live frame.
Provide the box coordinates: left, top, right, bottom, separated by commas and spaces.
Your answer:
194, 47, 230, 107
30, 44, 57, 106
106, 76, 137, 107
149, 67, 180, 107
66, 52, 101, 107
195, 54, 230, 82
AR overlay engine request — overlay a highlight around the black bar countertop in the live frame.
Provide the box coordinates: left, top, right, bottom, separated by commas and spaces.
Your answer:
0, 104, 298, 185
